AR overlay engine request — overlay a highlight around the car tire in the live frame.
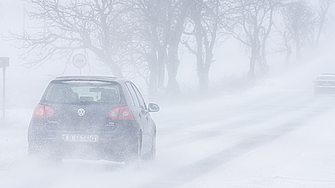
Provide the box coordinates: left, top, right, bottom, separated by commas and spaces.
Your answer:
28, 142, 62, 163
48, 146, 62, 163
28, 141, 44, 156
124, 130, 143, 167
28, 143, 38, 157
149, 133, 156, 161
136, 131, 143, 167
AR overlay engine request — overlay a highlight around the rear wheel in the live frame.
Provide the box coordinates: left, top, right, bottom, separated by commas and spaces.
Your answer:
136, 131, 143, 166
28, 141, 45, 157
28, 143, 39, 157
28, 141, 62, 163
124, 131, 143, 167
148, 133, 156, 161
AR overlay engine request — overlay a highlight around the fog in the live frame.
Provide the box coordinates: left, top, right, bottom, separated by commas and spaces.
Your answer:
1, 0, 335, 188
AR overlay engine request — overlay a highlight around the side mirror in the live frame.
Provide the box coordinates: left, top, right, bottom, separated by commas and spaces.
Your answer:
148, 103, 160, 112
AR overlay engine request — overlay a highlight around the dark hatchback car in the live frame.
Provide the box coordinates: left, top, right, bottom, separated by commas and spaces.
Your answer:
28, 76, 159, 164
314, 73, 335, 96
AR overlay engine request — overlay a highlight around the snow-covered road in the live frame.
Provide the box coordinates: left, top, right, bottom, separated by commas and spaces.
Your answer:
1, 69, 335, 188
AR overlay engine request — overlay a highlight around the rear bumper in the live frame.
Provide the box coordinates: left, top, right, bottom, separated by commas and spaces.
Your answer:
28, 121, 139, 161
29, 139, 136, 161
315, 86, 335, 94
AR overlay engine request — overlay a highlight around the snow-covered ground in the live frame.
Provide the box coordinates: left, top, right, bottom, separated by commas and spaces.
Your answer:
1, 60, 335, 188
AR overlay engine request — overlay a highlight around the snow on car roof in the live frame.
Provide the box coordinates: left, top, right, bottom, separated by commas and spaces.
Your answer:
320, 73, 335, 76
55, 76, 120, 82
317, 74, 335, 80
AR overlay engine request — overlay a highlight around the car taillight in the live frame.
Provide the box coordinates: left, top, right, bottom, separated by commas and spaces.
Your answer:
33, 104, 55, 118
108, 106, 134, 120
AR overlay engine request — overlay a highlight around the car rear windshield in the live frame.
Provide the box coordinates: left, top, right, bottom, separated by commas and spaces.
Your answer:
317, 76, 335, 81
43, 80, 121, 104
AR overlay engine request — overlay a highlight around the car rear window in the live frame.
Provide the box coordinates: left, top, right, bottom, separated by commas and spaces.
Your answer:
317, 76, 335, 81
44, 80, 121, 103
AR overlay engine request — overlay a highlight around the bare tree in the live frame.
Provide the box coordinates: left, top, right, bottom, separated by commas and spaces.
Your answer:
13, 0, 195, 98
226, 0, 280, 78
15, 0, 133, 77
275, 29, 292, 68
313, 0, 335, 49
123, 0, 191, 97
165, 0, 191, 96
281, 1, 317, 61
126, 0, 170, 96
183, 0, 223, 93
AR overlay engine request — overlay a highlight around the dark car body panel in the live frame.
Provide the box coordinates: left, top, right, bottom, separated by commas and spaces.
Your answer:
28, 76, 158, 162
314, 74, 335, 95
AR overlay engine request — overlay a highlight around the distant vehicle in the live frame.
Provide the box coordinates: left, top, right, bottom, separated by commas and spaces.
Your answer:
28, 76, 160, 164
314, 73, 335, 96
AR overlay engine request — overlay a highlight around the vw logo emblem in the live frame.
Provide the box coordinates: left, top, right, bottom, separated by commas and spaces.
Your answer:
77, 108, 86, 116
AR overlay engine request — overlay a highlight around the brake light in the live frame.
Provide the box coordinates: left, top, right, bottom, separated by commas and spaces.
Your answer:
108, 106, 134, 120
33, 104, 55, 118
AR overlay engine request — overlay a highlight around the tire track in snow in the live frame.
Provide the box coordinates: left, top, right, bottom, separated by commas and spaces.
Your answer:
160, 95, 332, 149
140, 101, 334, 188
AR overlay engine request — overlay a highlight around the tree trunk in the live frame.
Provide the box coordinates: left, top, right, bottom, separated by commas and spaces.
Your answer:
249, 46, 257, 79
283, 32, 291, 68
198, 70, 208, 93
165, 0, 190, 97
108, 63, 123, 77
166, 41, 181, 96
285, 49, 292, 68
261, 42, 269, 75
147, 51, 158, 97
103, 56, 123, 77
296, 39, 302, 62
199, 52, 212, 94
194, 12, 205, 93
157, 46, 167, 88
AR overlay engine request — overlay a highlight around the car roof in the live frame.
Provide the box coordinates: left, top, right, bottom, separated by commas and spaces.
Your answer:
320, 73, 335, 76
54, 76, 128, 83
316, 74, 335, 80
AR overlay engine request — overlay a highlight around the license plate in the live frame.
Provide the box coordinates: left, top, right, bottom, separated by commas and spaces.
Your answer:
62, 134, 99, 142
